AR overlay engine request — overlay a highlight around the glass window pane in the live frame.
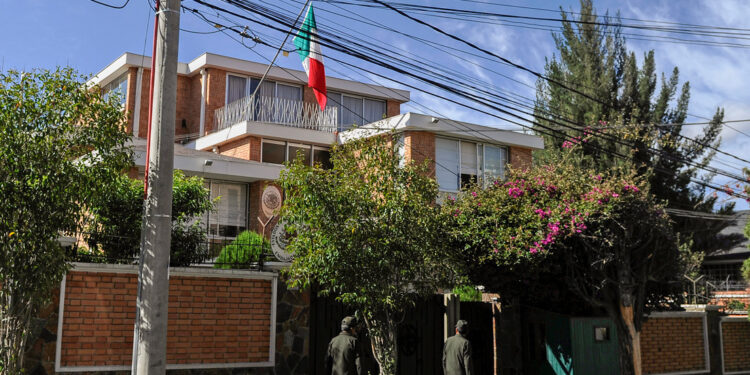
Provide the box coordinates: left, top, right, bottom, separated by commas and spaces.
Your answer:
276, 83, 302, 101
227, 75, 247, 104
341, 95, 363, 131
484, 145, 507, 184
288, 144, 311, 165
208, 182, 248, 238
313, 148, 332, 169
262, 141, 286, 164
436, 138, 459, 191
327, 92, 343, 126
363, 98, 386, 124
460, 141, 478, 187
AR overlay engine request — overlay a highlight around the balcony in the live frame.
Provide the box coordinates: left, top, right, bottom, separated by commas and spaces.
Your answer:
213, 95, 338, 134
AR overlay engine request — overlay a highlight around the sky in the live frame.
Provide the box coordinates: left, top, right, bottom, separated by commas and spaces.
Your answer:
1, 0, 748, 210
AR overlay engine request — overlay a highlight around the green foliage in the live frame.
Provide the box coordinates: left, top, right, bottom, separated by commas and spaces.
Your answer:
446, 143, 680, 375
279, 134, 455, 374
452, 285, 482, 302
87, 170, 214, 266
534, 0, 731, 255
0, 68, 131, 371
726, 299, 747, 311
214, 230, 269, 269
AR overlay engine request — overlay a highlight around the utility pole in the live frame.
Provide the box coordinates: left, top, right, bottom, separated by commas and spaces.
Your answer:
134, 0, 180, 373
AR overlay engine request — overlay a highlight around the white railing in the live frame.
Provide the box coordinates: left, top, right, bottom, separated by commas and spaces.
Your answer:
214, 95, 338, 133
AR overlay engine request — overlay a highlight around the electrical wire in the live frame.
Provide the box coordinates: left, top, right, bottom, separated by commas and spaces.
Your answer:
182, 1, 750, 201
89, 0, 130, 9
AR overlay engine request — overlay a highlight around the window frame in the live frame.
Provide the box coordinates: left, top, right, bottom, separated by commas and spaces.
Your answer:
260, 138, 330, 168
435, 136, 509, 193
328, 91, 387, 131
224, 73, 303, 105
203, 179, 250, 241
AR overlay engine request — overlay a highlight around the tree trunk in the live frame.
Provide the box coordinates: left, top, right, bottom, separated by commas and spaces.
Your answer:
614, 301, 642, 375
364, 315, 399, 375
0, 294, 33, 374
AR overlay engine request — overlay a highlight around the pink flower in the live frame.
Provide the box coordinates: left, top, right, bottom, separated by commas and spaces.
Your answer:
471, 191, 477, 197
493, 248, 499, 253
612, 193, 620, 198
562, 141, 574, 149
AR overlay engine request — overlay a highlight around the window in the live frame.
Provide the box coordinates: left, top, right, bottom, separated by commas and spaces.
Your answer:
436, 138, 460, 192
435, 137, 508, 192
225, 75, 302, 105
460, 141, 478, 187
205, 181, 248, 239
484, 145, 507, 185
288, 143, 311, 165
328, 91, 387, 131
102, 73, 128, 106
313, 147, 332, 169
261, 140, 331, 169
261, 140, 286, 164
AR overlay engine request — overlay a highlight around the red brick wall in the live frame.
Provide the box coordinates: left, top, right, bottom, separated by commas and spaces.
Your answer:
175, 75, 202, 138
58, 268, 273, 369
217, 135, 261, 161
136, 68, 150, 138
386, 100, 400, 117
640, 316, 706, 374
124, 67, 138, 135
204, 69, 227, 134
508, 146, 532, 171
403, 131, 435, 178
722, 319, 750, 372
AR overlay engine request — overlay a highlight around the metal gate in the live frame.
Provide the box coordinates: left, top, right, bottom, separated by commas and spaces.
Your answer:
460, 301, 495, 374
309, 294, 445, 375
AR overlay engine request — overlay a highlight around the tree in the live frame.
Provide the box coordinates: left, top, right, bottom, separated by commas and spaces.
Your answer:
86, 170, 214, 267
534, 0, 732, 255
445, 143, 681, 375
742, 168, 750, 283
279, 135, 454, 374
0, 68, 131, 371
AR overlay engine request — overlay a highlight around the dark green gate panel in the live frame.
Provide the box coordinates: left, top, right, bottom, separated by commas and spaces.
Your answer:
570, 318, 620, 375
460, 301, 495, 374
544, 313, 573, 375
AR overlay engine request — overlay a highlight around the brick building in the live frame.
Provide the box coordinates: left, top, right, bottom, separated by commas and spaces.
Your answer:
57, 52, 544, 373
90, 52, 544, 251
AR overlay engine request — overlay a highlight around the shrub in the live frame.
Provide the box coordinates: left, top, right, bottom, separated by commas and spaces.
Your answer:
214, 230, 269, 269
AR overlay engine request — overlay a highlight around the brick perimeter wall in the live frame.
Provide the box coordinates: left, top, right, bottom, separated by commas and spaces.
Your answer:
640, 316, 706, 374
722, 319, 750, 372
59, 269, 272, 369
125, 67, 138, 135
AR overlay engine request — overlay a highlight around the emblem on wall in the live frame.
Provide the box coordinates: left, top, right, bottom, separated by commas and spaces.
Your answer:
271, 220, 293, 263
261, 185, 282, 218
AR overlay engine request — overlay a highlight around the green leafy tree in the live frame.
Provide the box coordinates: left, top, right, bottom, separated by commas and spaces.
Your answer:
534, 0, 731, 255
86, 170, 214, 266
445, 143, 680, 375
0, 68, 131, 371
279, 135, 455, 374
214, 230, 269, 269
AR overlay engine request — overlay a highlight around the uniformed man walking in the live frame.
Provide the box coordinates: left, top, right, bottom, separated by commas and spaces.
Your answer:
443, 320, 474, 375
325, 316, 362, 375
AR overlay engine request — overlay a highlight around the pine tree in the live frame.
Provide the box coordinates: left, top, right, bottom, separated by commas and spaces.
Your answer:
534, 0, 733, 255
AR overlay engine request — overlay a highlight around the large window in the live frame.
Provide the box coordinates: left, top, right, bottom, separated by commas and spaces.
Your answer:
261, 140, 331, 168
102, 73, 128, 106
204, 181, 248, 239
226, 75, 302, 105
327, 91, 386, 131
435, 137, 508, 192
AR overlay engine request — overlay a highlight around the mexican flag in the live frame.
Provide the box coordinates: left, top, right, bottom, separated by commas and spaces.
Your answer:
293, 4, 327, 111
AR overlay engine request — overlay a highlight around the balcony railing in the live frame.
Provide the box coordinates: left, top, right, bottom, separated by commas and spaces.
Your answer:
213, 95, 338, 133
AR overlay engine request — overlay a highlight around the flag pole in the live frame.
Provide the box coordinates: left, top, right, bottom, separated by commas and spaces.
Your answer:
247, 0, 310, 100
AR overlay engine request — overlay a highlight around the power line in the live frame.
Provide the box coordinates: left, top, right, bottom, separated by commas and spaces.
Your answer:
89, 0, 130, 9
184, 1, 750, 201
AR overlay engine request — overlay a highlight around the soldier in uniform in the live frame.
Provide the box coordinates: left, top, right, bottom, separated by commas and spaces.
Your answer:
325, 316, 362, 375
443, 320, 474, 375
